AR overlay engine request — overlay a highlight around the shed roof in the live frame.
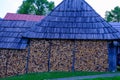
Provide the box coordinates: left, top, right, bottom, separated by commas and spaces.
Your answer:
0, 20, 37, 49
110, 22, 120, 32
23, 0, 120, 40
4, 13, 44, 21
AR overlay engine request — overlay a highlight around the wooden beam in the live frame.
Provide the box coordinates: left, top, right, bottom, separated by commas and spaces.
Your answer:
5, 51, 9, 76
25, 41, 31, 74
72, 40, 76, 71
48, 40, 52, 72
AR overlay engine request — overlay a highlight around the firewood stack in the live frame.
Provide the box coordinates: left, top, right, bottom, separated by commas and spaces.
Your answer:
29, 39, 49, 72
0, 49, 28, 77
75, 41, 108, 71
0, 39, 109, 78
50, 40, 73, 71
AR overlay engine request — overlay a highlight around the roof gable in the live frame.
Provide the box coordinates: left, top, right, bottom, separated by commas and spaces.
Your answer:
23, 0, 120, 40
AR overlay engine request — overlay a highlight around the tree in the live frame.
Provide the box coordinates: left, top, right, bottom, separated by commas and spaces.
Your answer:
17, 0, 55, 15
105, 6, 120, 22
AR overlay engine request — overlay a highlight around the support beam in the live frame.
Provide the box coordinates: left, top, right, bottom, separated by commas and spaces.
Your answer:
5, 52, 8, 76
48, 40, 51, 72
72, 40, 76, 71
25, 41, 31, 74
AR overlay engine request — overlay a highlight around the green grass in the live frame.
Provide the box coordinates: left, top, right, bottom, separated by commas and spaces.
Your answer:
0, 71, 111, 80
84, 76, 120, 80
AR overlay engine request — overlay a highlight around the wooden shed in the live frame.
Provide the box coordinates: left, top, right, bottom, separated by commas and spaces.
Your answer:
23, 0, 120, 72
0, 0, 120, 78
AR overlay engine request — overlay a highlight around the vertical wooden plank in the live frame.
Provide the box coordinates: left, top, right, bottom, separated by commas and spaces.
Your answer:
25, 41, 30, 74
48, 40, 51, 72
108, 42, 117, 72
72, 40, 76, 71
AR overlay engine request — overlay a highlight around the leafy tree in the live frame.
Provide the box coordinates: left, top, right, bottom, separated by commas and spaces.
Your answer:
105, 6, 120, 22
17, 0, 55, 15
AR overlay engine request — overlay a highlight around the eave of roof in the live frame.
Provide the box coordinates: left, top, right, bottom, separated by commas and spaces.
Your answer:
0, 20, 37, 49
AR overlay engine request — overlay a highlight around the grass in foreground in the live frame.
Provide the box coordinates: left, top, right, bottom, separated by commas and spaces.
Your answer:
0, 71, 118, 80
84, 76, 120, 80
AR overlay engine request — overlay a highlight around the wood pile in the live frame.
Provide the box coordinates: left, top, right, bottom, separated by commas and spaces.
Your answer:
29, 39, 49, 72
0, 49, 28, 77
0, 50, 7, 77
0, 39, 109, 78
50, 40, 73, 71
75, 41, 108, 71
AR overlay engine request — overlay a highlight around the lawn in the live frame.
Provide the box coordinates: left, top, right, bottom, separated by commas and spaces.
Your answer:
84, 76, 120, 80
0, 71, 111, 80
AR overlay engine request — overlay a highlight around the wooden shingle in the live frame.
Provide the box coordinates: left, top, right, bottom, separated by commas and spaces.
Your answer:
110, 22, 120, 32
0, 20, 37, 49
23, 0, 120, 40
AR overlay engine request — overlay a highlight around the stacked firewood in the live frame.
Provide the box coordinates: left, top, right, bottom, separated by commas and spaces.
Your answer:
0, 49, 28, 77
29, 39, 49, 72
50, 40, 73, 71
75, 41, 108, 71
0, 39, 109, 78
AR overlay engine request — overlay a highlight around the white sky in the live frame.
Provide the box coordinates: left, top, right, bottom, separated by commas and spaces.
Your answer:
0, 0, 120, 18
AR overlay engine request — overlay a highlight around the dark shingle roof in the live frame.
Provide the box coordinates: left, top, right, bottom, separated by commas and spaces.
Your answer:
110, 22, 120, 32
23, 0, 120, 40
0, 20, 37, 49
4, 13, 44, 21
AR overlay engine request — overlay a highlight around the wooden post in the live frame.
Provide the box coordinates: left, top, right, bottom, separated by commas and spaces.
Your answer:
5, 56, 8, 76
48, 40, 51, 72
25, 41, 30, 74
72, 40, 76, 71
108, 42, 117, 72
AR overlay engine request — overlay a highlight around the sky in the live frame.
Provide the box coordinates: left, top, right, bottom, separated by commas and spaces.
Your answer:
0, 0, 120, 18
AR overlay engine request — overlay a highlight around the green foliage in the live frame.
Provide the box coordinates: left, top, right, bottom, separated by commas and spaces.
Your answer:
0, 71, 109, 80
17, 0, 55, 15
105, 6, 120, 22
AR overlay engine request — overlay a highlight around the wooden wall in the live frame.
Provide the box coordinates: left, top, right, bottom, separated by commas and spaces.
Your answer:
0, 39, 108, 77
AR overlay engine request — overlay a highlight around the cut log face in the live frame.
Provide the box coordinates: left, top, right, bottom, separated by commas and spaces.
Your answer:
0, 39, 108, 78
29, 39, 49, 72
49, 40, 108, 72
0, 52, 6, 77
75, 41, 108, 71
0, 49, 28, 77
50, 40, 73, 71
